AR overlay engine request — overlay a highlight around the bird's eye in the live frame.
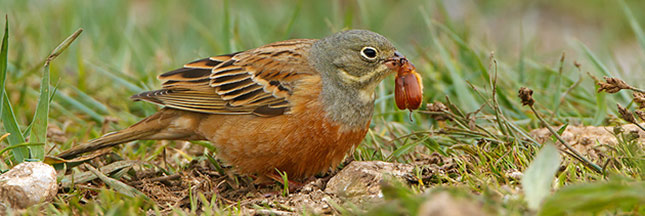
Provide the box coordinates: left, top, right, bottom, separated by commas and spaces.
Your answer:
360, 46, 378, 61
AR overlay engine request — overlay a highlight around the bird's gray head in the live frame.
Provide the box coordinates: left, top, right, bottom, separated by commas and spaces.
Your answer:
310, 29, 402, 91
309, 30, 404, 129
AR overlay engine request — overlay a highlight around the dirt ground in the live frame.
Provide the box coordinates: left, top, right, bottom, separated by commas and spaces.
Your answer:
530, 124, 645, 162
130, 157, 459, 215
58, 124, 643, 215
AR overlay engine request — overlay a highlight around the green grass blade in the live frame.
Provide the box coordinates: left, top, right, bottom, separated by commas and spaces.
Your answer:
28, 28, 82, 160
70, 86, 109, 114
539, 180, 645, 216
431, 20, 488, 77
86, 164, 148, 199
0, 16, 7, 117
222, 0, 231, 52
2, 92, 27, 162
28, 61, 49, 160
420, 7, 478, 112
577, 41, 630, 105
522, 143, 561, 210
388, 137, 428, 161
620, 0, 645, 53
0, 142, 44, 157
0, 17, 28, 163
88, 62, 144, 93
435, 40, 479, 111
54, 83, 103, 123
577, 41, 630, 124
45, 28, 83, 65
578, 41, 611, 77
282, 0, 302, 39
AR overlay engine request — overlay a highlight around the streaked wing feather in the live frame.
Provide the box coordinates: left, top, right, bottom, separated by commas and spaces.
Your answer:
133, 39, 317, 116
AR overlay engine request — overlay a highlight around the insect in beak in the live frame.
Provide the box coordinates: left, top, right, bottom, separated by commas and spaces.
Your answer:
385, 53, 423, 111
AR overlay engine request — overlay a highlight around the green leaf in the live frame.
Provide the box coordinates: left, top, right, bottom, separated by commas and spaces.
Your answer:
87, 164, 148, 199
88, 62, 143, 93
60, 160, 137, 188
578, 42, 611, 77
420, 9, 478, 112
0, 17, 28, 163
619, 0, 645, 53
388, 137, 428, 161
556, 123, 568, 135
522, 143, 561, 211
54, 90, 103, 122
28, 28, 83, 160
0, 142, 44, 158
28, 59, 50, 160
70, 86, 108, 114
578, 41, 629, 114
222, 0, 231, 52
539, 180, 645, 216
551, 122, 569, 143
0, 16, 8, 114
1, 92, 27, 162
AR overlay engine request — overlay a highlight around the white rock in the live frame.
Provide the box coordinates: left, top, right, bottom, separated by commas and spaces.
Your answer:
507, 171, 523, 180
0, 162, 58, 210
325, 161, 414, 205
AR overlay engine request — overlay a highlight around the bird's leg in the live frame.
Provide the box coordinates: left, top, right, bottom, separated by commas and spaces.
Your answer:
251, 174, 275, 186
265, 172, 305, 191
254, 172, 313, 197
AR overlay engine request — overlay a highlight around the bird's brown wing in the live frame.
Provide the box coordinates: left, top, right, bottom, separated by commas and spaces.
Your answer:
131, 39, 317, 117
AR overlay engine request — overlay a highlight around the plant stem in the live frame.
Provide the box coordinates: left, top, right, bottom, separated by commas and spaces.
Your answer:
632, 122, 645, 132
529, 105, 602, 173
628, 86, 645, 94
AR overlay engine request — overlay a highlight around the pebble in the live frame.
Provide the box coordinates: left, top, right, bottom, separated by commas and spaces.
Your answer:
0, 162, 58, 210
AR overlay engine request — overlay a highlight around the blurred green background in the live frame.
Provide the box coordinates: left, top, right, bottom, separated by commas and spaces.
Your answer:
2, 0, 644, 126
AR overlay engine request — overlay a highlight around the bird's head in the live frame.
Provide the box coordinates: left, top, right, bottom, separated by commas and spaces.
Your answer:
310, 30, 419, 128
310, 29, 404, 95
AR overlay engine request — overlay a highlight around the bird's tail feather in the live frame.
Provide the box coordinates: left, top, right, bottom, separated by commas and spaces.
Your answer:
57, 111, 170, 159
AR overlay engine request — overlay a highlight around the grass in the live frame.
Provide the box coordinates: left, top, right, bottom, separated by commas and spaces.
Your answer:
1, 0, 645, 215
0, 16, 29, 164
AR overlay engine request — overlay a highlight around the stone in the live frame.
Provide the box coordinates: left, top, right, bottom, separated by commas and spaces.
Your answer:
0, 162, 58, 210
325, 161, 414, 206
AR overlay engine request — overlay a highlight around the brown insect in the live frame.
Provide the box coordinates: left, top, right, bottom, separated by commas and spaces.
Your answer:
393, 58, 423, 111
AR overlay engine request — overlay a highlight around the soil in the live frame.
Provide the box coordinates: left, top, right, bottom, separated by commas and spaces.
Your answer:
529, 124, 645, 162
53, 124, 643, 215
129, 159, 448, 215
118, 154, 461, 215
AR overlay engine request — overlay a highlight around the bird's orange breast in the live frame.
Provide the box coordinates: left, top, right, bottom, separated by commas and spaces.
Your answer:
196, 75, 369, 179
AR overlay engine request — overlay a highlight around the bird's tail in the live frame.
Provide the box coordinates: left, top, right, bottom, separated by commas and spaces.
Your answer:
57, 109, 181, 159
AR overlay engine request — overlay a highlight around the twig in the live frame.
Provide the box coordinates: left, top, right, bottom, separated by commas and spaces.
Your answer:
617, 104, 645, 132
550, 61, 584, 121
529, 105, 602, 173
130, 174, 181, 185
628, 86, 645, 94
253, 209, 293, 216
631, 122, 645, 132
519, 87, 602, 173
488, 53, 510, 137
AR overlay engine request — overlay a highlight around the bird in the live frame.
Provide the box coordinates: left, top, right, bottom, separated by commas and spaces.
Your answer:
57, 29, 420, 183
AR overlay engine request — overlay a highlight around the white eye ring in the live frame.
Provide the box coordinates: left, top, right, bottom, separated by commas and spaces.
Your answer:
360, 46, 378, 61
